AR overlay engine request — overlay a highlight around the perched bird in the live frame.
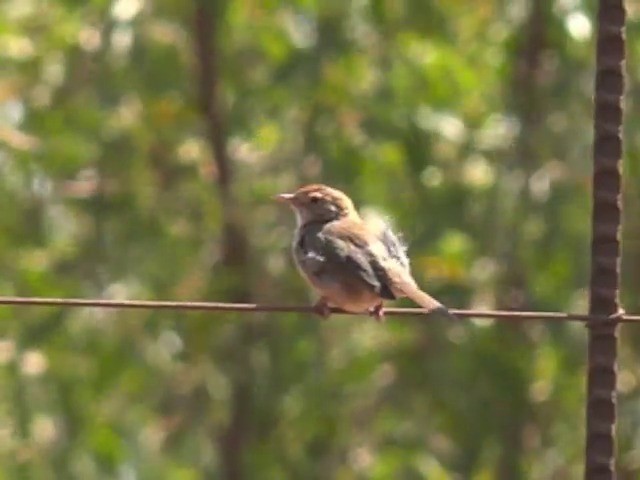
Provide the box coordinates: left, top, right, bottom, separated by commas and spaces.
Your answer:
276, 184, 454, 321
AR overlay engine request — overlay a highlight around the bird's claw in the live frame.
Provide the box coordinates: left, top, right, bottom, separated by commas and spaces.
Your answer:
313, 298, 332, 320
369, 303, 385, 322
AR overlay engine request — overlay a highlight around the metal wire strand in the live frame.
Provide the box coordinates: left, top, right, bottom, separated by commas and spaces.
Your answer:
0, 296, 637, 323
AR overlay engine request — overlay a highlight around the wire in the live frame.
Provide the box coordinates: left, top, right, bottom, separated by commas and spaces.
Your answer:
0, 296, 637, 323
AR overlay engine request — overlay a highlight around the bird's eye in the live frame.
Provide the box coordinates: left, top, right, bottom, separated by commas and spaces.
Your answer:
309, 196, 321, 204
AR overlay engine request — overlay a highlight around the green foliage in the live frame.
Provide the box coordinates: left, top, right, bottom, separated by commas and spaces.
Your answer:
0, 0, 639, 478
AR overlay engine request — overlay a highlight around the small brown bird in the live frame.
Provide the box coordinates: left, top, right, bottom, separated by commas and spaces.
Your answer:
276, 184, 454, 321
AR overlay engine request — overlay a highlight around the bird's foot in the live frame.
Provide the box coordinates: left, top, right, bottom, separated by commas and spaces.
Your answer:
369, 303, 385, 323
313, 298, 332, 320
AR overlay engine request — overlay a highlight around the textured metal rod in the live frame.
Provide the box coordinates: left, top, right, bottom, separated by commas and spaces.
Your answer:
585, 1, 626, 479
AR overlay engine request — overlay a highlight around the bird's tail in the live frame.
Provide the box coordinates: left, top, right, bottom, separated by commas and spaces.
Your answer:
394, 278, 457, 320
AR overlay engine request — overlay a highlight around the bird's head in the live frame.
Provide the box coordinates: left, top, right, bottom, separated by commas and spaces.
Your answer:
275, 184, 358, 225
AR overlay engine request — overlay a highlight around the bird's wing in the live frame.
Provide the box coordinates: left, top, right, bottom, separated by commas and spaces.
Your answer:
377, 222, 410, 271
318, 219, 398, 300
324, 219, 453, 317
295, 220, 387, 297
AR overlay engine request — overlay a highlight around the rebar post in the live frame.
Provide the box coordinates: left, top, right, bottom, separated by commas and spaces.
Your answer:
585, 1, 626, 479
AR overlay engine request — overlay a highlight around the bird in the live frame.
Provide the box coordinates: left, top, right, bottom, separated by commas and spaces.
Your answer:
275, 184, 454, 321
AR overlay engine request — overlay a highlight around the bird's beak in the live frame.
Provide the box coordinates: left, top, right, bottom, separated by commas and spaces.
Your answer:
274, 193, 295, 204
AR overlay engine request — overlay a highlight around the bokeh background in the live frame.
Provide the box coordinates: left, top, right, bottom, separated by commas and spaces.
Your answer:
1, 0, 639, 478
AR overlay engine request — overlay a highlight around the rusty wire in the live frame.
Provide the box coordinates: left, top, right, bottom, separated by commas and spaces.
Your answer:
0, 296, 637, 323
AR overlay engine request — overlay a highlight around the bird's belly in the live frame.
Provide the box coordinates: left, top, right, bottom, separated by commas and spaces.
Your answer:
302, 270, 381, 313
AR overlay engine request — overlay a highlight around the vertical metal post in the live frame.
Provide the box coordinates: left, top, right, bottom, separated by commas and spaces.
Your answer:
585, 1, 626, 479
